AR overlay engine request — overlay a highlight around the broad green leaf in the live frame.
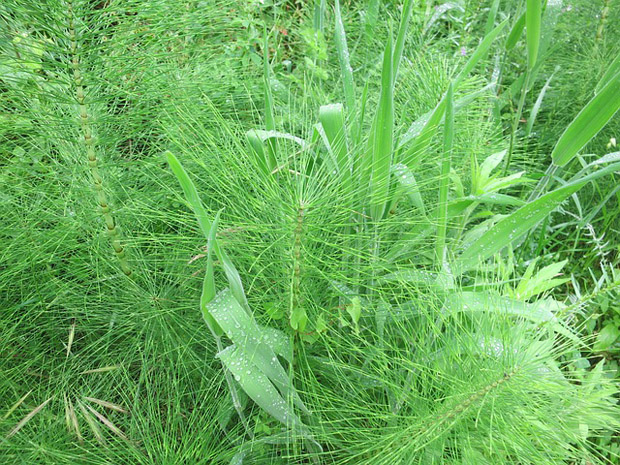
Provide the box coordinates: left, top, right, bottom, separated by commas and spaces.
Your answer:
247, 129, 276, 176
552, 72, 620, 167
217, 345, 301, 427
364, 0, 380, 40
455, 164, 620, 274
596, 51, 620, 93
334, 0, 355, 116
526, 0, 542, 70
166, 152, 249, 311
319, 103, 350, 195
369, 34, 394, 221
593, 324, 620, 351
207, 289, 309, 414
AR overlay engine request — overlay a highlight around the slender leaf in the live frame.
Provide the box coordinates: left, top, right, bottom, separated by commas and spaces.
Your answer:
166, 152, 249, 311
551, 72, 620, 167
436, 83, 454, 265
369, 34, 394, 221
526, 0, 542, 70
334, 0, 355, 116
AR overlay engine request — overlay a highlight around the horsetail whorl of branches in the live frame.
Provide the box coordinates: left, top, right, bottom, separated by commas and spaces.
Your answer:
67, 0, 131, 276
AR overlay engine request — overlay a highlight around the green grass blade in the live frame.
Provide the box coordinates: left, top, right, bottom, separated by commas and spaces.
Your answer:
596, 51, 620, 93
166, 151, 212, 237
319, 103, 351, 196
453, 19, 508, 88
166, 152, 249, 310
485, 0, 501, 36
526, 0, 542, 70
364, 0, 380, 41
334, 0, 356, 117
247, 129, 277, 176
392, 0, 413, 84
392, 163, 426, 214
436, 83, 454, 265
551, 72, 620, 167
369, 34, 394, 221
505, 12, 525, 51
525, 72, 554, 137
200, 210, 223, 337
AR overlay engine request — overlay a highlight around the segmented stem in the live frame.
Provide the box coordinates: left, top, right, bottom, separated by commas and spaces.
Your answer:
596, 0, 611, 43
408, 367, 519, 450
67, 1, 131, 276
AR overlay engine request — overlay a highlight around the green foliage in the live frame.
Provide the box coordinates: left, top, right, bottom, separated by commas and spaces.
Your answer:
1, 0, 619, 464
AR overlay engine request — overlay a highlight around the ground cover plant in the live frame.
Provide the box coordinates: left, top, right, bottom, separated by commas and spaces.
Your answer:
1, 0, 619, 464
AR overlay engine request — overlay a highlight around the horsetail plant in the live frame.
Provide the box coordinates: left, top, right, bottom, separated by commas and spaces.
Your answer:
67, 0, 131, 276
166, 152, 319, 453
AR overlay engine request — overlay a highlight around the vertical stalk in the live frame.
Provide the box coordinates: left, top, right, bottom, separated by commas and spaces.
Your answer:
435, 84, 454, 266
67, 1, 131, 276
596, 0, 611, 43
504, 70, 530, 174
289, 203, 307, 332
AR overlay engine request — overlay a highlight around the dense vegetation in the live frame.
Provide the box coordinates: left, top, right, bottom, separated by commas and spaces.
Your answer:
1, 1, 619, 463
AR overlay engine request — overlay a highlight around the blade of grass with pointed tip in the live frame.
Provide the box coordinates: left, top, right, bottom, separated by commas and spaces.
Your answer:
76, 400, 103, 443
453, 19, 508, 88
4, 391, 32, 420
436, 83, 454, 265
392, 0, 413, 84
263, 34, 278, 166
551, 73, 620, 167
166, 152, 248, 311
455, 163, 620, 274
485, 0, 501, 36
369, 34, 394, 221
83, 403, 128, 442
334, 0, 355, 117
526, 72, 554, 137
526, 0, 542, 70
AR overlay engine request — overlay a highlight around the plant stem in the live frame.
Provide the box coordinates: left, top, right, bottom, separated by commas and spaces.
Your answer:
504, 70, 530, 175
596, 0, 611, 43
67, 1, 131, 276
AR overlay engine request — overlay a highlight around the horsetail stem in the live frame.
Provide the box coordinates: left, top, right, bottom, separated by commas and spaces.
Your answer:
595, 0, 611, 43
289, 203, 307, 331
67, 1, 132, 276
409, 366, 520, 449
